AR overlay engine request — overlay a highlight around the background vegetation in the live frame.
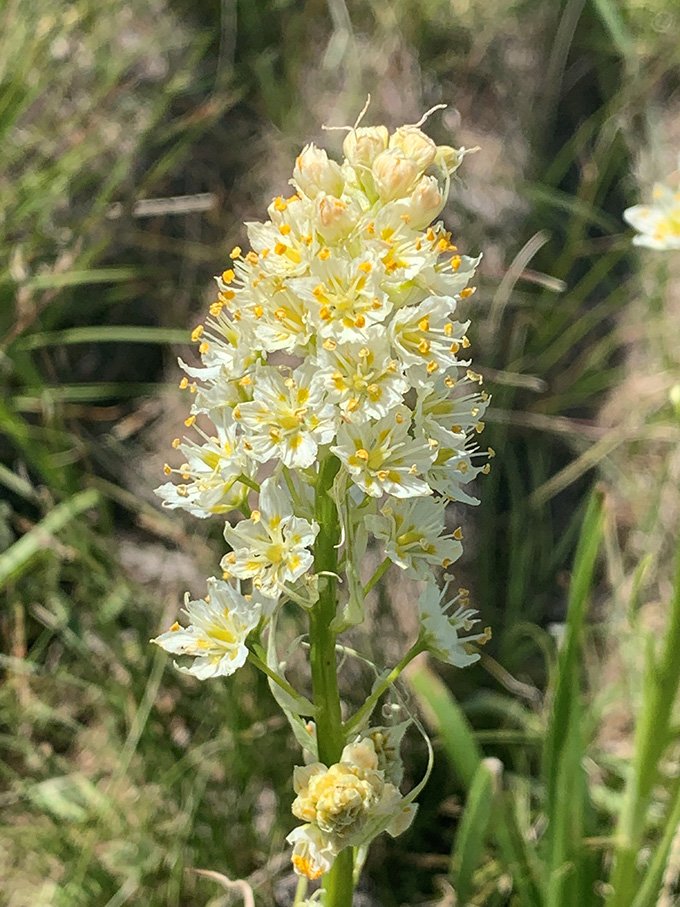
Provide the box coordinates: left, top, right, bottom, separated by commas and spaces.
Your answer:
2, 0, 680, 904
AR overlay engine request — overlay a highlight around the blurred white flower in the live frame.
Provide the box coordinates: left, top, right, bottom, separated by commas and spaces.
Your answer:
419, 582, 491, 667
624, 175, 680, 250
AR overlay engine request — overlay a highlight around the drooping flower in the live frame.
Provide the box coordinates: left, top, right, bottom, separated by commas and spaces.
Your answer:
418, 582, 491, 668
222, 477, 318, 599
624, 171, 680, 250
151, 577, 261, 679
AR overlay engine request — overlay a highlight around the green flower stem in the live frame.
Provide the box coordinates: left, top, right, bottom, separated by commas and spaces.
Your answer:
248, 652, 308, 705
606, 539, 680, 906
363, 557, 391, 596
310, 454, 354, 906
344, 639, 427, 736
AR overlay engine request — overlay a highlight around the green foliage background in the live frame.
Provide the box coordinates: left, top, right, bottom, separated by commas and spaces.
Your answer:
1, 1, 680, 904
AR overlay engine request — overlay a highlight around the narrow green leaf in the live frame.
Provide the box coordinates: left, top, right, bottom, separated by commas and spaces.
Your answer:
0, 489, 100, 586
451, 758, 501, 904
22, 267, 140, 291
15, 325, 189, 350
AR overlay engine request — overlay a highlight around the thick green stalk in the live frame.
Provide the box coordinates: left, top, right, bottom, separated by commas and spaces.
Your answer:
606, 540, 680, 906
310, 454, 354, 906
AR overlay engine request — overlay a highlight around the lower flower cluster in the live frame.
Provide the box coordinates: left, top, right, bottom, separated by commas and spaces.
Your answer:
287, 737, 416, 881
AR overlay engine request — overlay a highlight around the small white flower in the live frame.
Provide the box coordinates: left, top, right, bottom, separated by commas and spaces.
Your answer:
234, 364, 337, 468
372, 148, 421, 201
624, 179, 680, 250
365, 497, 463, 578
155, 413, 253, 518
342, 125, 389, 169
418, 582, 490, 668
151, 577, 261, 679
320, 329, 408, 420
286, 824, 337, 880
389, 296, 469, 384
331, 405, 435, 498
388, 125, 438, 170
222, 477, 318, 598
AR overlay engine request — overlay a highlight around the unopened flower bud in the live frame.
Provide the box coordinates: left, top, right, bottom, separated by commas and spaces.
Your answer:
343, 125, 389, 168
293, 143, 344, 198
389, 125, 437, 170
406, 175, 445, 229
372, 149, 420, 201
435, 144, 467, 175
316, 193, 355, 242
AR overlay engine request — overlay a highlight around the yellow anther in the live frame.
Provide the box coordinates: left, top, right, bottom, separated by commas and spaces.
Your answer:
273, 196, 287, 211
250, 509, 261, 523
418, 317, 430, 332
450, 342, 460, 353
426, 360, 439, 374
450, 255, 461, 271
460, 286, 476, 299
318, 247, 331, 260
354, 314, 366, 328
481, 463, 491, 474
358, 261, 372, 273
209, 301, 224, 317
170, 621, 181, 632
184, 415, 196, 428
274, 242, 287, 255
254, 305, 264, 318
355, 448, 370, 461
377, 469, 390, 480
245, 251, 259, 264
179, 377, 189, 389
319, 306, 331, 321
221, 268, 235, 284
453, 527, 464, 540
171, 438, 181, 449
274, 307, 287, 320
475, 422, 485, 433
230, 246, 242, 259
191, 324, 204, 342
198, 342, 210, 354
163, 463, 172, 475
322, 338, 337, 351
418, 339, 430, 354
221, 289, 235, 301
462, 335, 471, 348
487, 447, 496, 458
278, 224, 292, 236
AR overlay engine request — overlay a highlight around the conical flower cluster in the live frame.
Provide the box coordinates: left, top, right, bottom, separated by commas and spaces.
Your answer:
152, 111, 492, 878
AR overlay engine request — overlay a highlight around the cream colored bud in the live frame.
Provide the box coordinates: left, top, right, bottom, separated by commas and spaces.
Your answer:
343, 125, 389, 168
435, 144, 465, 174
389, 125, 437, 170
293, 143, 344, 198
407, 175, 445, 228
372, 149, 420, 201
315, 193, 355, 242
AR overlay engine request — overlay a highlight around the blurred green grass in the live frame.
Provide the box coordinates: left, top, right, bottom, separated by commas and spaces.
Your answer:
2, 0, 680, 904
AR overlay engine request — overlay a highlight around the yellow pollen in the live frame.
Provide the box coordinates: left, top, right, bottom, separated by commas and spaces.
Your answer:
171, 438, 180, 449
209, 301, 224, 316
453, 527, 464, 541
274, 242, 287, 255
460, 286, 476, 299
358, 261, 372, 273
462, 335, 471, 348
366, 222, 375, 235
221, 289, 235, 301
273, 196, 287, 211
274, 307, 287, 320
170, 621, 181, 631
250, 510, 261, 523
450, 255, 461, 270
427, 360, 439, 374
355, 448, 370, 461
230, 246, 242, 259
488, 447, 496, 458
292, 855, 323, 881
221, 269, 235, 284
322, 338, 337, 351
318, 247, 331, 260
418, 317, 430, 332
254, 305, 264, 318
418, 339, 430, 354
198, 342, 209, 354
179, 377, 189, 389
184, 415, 196, 428
481, 463, 491, 475
319, 306, 331, 320
278, 224, 292, 235
163, 463, 172, 475
191, 324, 204, 342
355, 314, 366, 328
